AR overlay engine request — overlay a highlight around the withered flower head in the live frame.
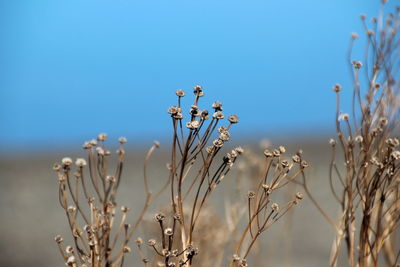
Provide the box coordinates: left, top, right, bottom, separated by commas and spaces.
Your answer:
228, 114, 239, 124
176, 89, 185, 97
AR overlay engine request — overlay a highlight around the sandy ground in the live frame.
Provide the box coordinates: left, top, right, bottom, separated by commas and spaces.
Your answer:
0, 139, 347, 267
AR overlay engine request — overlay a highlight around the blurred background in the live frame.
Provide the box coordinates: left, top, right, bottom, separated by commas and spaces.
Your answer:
0, 0, 397, 266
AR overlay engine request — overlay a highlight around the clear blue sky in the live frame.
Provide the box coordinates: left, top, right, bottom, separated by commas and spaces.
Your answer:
0, 0, 394, 149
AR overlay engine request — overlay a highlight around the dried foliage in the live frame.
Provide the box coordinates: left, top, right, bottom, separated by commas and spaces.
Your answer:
302, 3, 400, 267
53, 86, 304, 267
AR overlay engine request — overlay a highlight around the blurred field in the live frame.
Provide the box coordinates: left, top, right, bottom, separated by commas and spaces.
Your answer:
0, 138, 343, 267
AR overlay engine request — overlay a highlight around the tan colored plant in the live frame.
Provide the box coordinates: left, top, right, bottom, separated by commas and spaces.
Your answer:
53, 135, 160, 267
301, 3, 400, 267
53, 86, 305, 267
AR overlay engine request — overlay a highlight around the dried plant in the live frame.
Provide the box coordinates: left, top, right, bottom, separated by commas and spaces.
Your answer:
53, 86, 305, 267
229, 147, 307, 267
53, 134, 160, 267
302, 3, 400, 267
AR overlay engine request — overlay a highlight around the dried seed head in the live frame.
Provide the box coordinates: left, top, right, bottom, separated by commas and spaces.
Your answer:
213, 111, 224, 119
351, 32, 359, 39
54, 235, 63, 243
75, 158, 87, 167
281, 160, 289, 168
360, 14, 366, 20
67, 206, 76, 213
213, 139, 224, 148
62, 157, 73, 166
164, 228, 173, 236
147, 239, 157, 246
228, 114, 239, 124
367, 30, 375, 36
176, 89, 185, 97
234, 146, 244, 154
83, 141, 91, 149
66, 246, 74, 254
212, 101, 223, 111
190, 105, 199, 116
292, 155, 301, 163
240, 259, 248, 267
96, 147, 105, 155
66, 256, 76, 265
278, 146, 286, 153
53, 163, 61, 171
186, 120, 201, 130
200, 110, 209, 120
332, 84, 342, 92
227, 150, 238, 159
271, 203, 279, 212
89, 139, 98, 146
352, 61, 362, 69
219, 131, 231, 141
123, 246, 131, 253
118, 137, 127, 144
355, 135, 363, 143
295, 192, 304, 200
193, 85, 204, 96
379, 117, 388, 126
273, 149, 281, 157
329, 138, 336, 146
301, 160, 309, 168
218, 126, 228, 133
247, 191, 256, 199
121, 206, 129, 213
155, 213, 166, 222
135, 238, 143, 246
167, 106, 180, 115
264, 149, 273, 158
339, 113, 349, 121
232, 254, 241, 262
173, 112, 183, 119
106, 176, 116, 183
97, 133, 107, 141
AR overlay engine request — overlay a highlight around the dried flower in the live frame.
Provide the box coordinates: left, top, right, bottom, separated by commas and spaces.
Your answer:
176, 89, 185, 97
155, 213, 166, 222
62, 157, 73, 166
219, 131, 230, 141
212, 101, 223, 111
213, 139, 224, 148
164, 228, 173, 236
97, 133, 107, 141
333, 84, 342, 92
271, 203, 279, 212
54, 235, 63, 243
247, 191, 256, 199
213, 111, 224, 119
118, 137, 127, 144
264, 149, 273, 157
147, 239, 156, 246
228, 114, 239, 124
352, 61, 362, 69
75, 158, 87, 167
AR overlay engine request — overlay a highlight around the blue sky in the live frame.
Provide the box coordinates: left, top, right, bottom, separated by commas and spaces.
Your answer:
0, 0, 394, 149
